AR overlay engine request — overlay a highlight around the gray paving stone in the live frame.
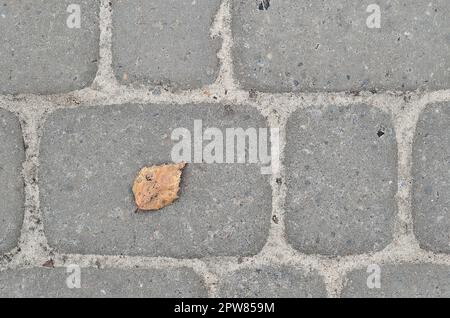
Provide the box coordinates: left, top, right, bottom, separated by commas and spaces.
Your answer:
0, 110, 25, 254
0, 0, 99, 94
342, 264, 450, 298
285, 104, 397, 256
40, 104, 272, 257
232, 0, 450, 92
112, 0, 221, 90
0, 267, 207, 297
217, 265, 327, 298
413, 102, 450, 253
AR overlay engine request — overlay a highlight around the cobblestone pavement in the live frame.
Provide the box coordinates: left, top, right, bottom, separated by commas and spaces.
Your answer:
1, 0, 450, 298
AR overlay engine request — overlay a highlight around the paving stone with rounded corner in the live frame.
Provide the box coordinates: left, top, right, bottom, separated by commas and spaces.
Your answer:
217, 265, 327, 298
0, 267, 207, 297
232, 0, 450, 92
39, 104, 272, 258
0, 0, 100, 94
413, 102, 450, 253
112, 0, 221, 90
0, 110, 25, 254
285, 104, 397, 256
342, 264, 450, 298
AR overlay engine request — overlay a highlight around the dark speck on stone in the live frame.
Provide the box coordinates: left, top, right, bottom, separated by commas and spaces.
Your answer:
258, 0, 270, 11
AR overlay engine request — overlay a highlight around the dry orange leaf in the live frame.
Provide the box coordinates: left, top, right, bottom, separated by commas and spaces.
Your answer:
132, 162, 186, 211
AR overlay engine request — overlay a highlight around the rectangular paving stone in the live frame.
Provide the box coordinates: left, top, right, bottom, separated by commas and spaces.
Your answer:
217, 265, 327, 298
0, 110, 25, 254
0, 0, 99, 94
342, 264, 450, 298
413, 102, 450, 253
0, 267, 207, 297
112, 0, 221, 90
39, 104, 272, 258
232, 0, 450, 92
285, 104, 397, 256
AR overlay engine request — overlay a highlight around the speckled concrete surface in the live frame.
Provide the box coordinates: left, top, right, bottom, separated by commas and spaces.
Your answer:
1, 0, 450, 298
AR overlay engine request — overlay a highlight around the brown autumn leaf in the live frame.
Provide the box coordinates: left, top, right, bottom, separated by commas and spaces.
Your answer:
132, 162, 186, 211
